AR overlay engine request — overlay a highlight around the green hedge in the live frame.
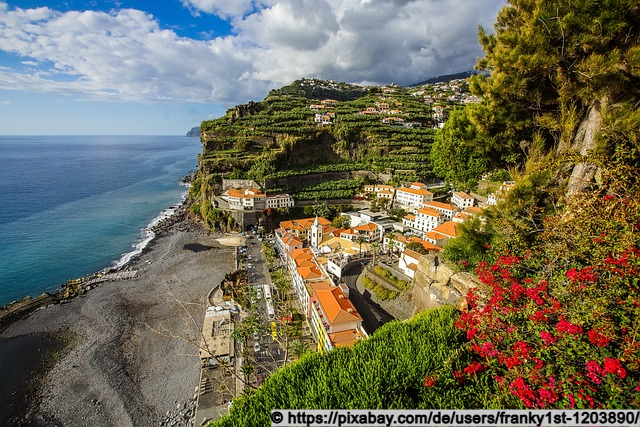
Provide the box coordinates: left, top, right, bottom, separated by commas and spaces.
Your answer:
209, 306, 493, 427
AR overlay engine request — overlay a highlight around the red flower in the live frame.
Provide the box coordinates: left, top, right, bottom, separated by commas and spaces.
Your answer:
556, 318, 583, 336
566, 268, 579, 281
463, 361, 488, 377
603, 358, 626, 378
588, 329, 612, 347
586, 360, 602, 374
423, 375, 436, 388
539, 330, 556, 345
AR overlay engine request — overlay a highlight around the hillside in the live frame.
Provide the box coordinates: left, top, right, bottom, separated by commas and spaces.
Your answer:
191, 78, 448, 218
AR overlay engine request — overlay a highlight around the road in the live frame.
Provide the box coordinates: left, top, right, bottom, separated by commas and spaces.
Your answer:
243, 232, 286, 382
342, 263, 395, 335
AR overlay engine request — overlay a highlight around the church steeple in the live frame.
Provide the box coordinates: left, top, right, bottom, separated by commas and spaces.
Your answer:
310, 215, 322, 249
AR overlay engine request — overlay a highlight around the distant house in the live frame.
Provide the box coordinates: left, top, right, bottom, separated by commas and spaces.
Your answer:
487, 181, 515, 206
412, 207, 443, 232
431, 221, 458, 240
339, 222, 383, 243
453, 206, 483, 223
221, 187, 266, 211
321, 99, 338, 107
423, 201, 457, 221
452, 191, 474, 209
266, 194, 294, 209
395, 182, 433, 209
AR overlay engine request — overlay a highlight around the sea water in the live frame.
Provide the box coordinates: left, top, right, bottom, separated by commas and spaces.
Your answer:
0, 135, 202, 307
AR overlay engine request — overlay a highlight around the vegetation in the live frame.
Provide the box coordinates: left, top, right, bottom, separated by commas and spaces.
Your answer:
372, 265, 408, 290
210, 307, 493, 427
361, 276, 399, 300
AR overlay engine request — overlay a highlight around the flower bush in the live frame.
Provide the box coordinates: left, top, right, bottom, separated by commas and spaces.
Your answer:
450, 188, 640, 409
455, 247, 639, 408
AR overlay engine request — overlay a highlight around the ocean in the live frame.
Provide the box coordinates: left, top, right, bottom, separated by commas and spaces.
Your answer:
0, 135, 202, 307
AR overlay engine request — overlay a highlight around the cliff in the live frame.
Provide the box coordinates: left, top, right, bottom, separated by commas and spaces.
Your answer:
409, 252, 485, 315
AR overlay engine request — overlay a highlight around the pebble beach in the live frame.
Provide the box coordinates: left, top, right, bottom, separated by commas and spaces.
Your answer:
0, 213, 236, 426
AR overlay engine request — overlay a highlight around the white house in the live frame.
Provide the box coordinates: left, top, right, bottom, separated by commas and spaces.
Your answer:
452, 191, 474, 209
266, 194, 294, 209
423, 201, 457, 221
395, 182, 433, 209
221, 187, 266, 210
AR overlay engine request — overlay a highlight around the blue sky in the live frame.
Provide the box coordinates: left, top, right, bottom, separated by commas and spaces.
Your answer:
0, 0, 505, 135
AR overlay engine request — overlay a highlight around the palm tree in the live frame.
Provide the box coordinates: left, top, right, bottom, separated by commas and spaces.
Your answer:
289, 339, 310, 360
386, 233, 397, 257
371, 242, 380, 266
356, 236, 366, 258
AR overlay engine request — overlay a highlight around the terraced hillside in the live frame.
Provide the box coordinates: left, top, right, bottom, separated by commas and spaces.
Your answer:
193, 79, 439, 214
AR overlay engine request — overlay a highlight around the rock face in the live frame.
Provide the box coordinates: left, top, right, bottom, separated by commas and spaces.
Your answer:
408, 253, 483, 315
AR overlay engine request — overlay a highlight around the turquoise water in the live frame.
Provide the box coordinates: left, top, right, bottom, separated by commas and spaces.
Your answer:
0, 136, 202, 306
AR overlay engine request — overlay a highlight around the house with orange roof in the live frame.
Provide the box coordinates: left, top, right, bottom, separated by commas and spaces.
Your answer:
274, 228, 303, 254
287, 247, 331, 309
431, 221, 458, 240
453, 206, 484, 223
487, 181, 515, 206
310, 286, 367, 352
221, 187, 266, 210
339, 222, 382, 243
383, 233, 440, 254
363, 184, 395, 198
423, 201, 457, 221
395, 183, 433, 209
452, 191, 475, 209
412, 206, 443, 233
423, 230, 449, 247
279, 217, 331, 242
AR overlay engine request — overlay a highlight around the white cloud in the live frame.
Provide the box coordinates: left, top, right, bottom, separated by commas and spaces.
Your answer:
181, 0, 273, 19
0, 0, 505, 107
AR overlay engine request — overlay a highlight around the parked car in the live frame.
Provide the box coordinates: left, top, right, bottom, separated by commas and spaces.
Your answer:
253, 342, 261, 352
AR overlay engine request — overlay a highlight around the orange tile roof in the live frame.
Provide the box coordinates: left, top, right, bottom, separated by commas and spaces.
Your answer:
432, 221, 458, 238
397, 187, 433, 197
403, 248, 423, 260
463, 206, 483, 215
409, 236, 442, 252
404, 214, 416, 221
315, 287, 362, 325
280, 217, 330, 231
354, 223, 378, 232
306, 280, 333, 295
424, 201, 456, 211
297, 266, 324, 280
329, 329, 365, 348
416, 207, 441, 217
454, 191, 473, 199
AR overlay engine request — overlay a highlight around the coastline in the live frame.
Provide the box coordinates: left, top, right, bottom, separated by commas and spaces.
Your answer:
0, 184, 191, 331
0, 206, 238, 426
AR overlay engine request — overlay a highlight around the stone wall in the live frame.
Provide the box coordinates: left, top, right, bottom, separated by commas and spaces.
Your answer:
408, 253, 485, 316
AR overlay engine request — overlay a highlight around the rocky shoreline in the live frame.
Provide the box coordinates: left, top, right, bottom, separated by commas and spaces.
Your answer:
0, 210, 236, 426
0, 195, 194, 333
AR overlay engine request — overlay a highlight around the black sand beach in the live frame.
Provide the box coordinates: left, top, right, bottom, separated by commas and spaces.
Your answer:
0, 215, 237, 426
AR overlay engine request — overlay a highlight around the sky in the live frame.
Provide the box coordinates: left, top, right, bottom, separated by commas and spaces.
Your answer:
0, 0, 506, 135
